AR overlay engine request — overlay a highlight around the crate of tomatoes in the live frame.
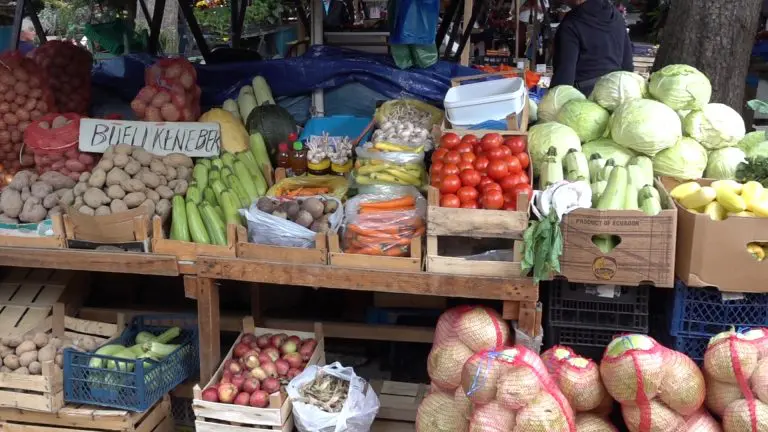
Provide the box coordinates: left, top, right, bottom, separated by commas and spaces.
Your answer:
426, 131, 532, 278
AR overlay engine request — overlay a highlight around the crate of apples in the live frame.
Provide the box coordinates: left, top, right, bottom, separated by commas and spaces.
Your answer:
432, 132, 532, 210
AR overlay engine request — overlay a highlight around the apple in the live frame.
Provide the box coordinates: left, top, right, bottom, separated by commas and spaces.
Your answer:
242, 377, 260, 393
218, 383, 238, 403
242, 351, 260, 369
287, 368, 301, 379
233, 343, 251, 359
262, 377, 280, 394
228, 361, 242, 375
249, 342, 261, 351
249, 390, 269, 408
250, 367, 267, 381
241, 334, 257, 345
275, 359, 290, 376
256, 334, 271, 348
283, 352, 302, 369
270, 334, 288, 348
231, 374, 246, 391
202, 387, 219, 402
286, 335, 301, 345
263, 347, 280, 362
234, 392, 251, 405
280, 340, 298, 355
261, 361, 278, 378
298, 341, 316, 361
220, 370, 233, 384
258, 352, 272, 365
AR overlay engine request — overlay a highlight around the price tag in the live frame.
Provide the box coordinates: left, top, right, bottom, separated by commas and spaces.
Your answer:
536, 64, 546, 73
79, 119, 221, 157
516, 61, 525, 70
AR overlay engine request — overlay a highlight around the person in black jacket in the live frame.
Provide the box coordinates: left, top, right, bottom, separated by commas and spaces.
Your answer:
551, 0, 633, 96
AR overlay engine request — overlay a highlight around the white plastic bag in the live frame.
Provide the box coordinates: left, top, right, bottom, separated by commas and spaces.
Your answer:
287, 362, 380, 432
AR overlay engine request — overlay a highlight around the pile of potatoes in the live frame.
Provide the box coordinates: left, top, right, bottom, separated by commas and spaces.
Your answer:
73, 144, 193, 220
0, 331, 98, 375
0, 170, 76, 223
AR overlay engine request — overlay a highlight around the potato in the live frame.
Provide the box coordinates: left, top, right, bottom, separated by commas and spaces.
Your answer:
73, 182, 88, 197
77, 336, 96, 352
47, 206, 62, 218
3, 354, 19, 369
48, 337, 62, 349
133, 149, 153, 167
171, 179, 188, 195
95, 206, 111, 216
106, 167, 130, 187
13, 366, 29, 375
32, 332, 48, 348
0, 366, 10, 373
0, 188, 22, 218
106, 184, 125, 200
113, 153, 130, 168
124, 192, 147, 209
162, 153, 193, 168
78, 172, 91, 183
110, 199, 129, 213
88, 168, 107, 188
38, 344, 55, 363
156, 199, 171, 222
20, 187, 30, 202
30, 181, 52, 199
165, 166, 177, 181
124, 160, 141, 176
155, 185, 174, 200
120, 178, 145, 193
43, 192, 59, 209
145, 189, 160, 203
19, 351, 37, 367
78, 205, 95, 216
176, 166, 190, 181
73, 196, 84, 209
97, 159, 114, 172
15, 340, 36, 356
19, 197, 46, 223
0, 344, 12, 358
65, 159, 85, 172
140, 199, 156, 216
83, 188, 110, 209
28, 361, 41, 375
39, 171, 76, 190
2, 336, 21, 348
149, 159, 167, 176
54, 354, 63, 368
102, 146, 114, 161
136, 171, 160, 189
114, 144, 133, 155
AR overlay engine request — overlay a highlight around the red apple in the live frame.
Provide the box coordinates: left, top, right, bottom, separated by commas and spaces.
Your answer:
218, 383, 238, 403
275, 359, 290, 376
221, 370, 233, 383
249, 390, 269, 408
262, 377, 280, 394
280, 340, 298, 355
263, 347, 280, 362
287, 368, 301, 379
234, 392, 251, 405
283, 352, 302, 369
250, 367, 267, 381
242, 377, 260, 393
286, 335, 301, 345
261, 361, 278, 378
249, 342, 261, 351
241, 334, 257, 345
242, 351, 260, 369
202, 387, 219, 402
298, 342, 316, 361
270, 334, 288, 348
256, 334, 271, 349
228, 361, 242, 375
233, 343, 251, 359
231, 374, 246, 391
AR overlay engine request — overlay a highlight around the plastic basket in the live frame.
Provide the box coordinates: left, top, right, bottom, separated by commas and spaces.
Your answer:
63, 314, 199, 411
671, 334, 708, 365
548, 280, 649, 332
670, 281, 768, 337
545, 325, 624, 362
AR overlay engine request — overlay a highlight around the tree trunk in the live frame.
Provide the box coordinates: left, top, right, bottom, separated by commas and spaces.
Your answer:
653, 0, 761, 114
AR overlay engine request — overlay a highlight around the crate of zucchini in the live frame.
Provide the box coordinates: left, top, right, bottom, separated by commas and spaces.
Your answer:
62, 315, 198, 411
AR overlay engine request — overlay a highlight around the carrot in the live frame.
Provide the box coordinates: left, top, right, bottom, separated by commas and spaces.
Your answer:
359, 206, 414, 214
358, 235, 412, 246
360, 196, 415, 209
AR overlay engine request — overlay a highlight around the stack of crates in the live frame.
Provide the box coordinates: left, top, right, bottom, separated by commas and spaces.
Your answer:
544, 279, 650, 362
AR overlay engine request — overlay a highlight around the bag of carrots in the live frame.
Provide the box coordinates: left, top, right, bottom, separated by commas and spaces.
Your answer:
342, 187, 426, 257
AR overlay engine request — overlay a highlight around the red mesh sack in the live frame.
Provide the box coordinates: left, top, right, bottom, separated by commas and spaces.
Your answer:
682, 410, 722, 432
600, 334, 705, 432
541, 346, 612, 415
30, 41, 93, 114
24, 113, 97, 180
132, 57, 200, 121
574, 413, 618, 432
0, 51, 57, 182
703, 329, 768, 432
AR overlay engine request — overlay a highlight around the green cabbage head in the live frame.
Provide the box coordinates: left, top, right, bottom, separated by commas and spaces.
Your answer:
538, 85, 585, 123
737, 130, 768, 152
745, 140, 768, 158
581, 138, 636, 167
652, 137, 708, 180
649, 64, 712, 110
704, 147, 746, 180
556, 99, 610, 142
609, 99, 682, 156
589, 71, 648, 112
527, 122, 582, 175
683, 103, 746, 150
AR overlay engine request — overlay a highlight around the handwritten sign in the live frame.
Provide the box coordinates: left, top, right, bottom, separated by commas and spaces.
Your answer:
79, 119, 221, 157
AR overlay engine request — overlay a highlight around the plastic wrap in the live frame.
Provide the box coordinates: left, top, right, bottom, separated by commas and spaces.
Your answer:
240, 196, 343, 248
512, 321, 543, 355
267, 175, 349, 200
30, 41, 93, 114
342, 187, 425, 256
287, 362, 380, 432
23, 113, 97, 180
352, 147, 426, 189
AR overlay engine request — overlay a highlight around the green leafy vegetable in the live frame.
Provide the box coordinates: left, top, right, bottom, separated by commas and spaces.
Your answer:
521, 211, 563, 284
735, 156, 768, 187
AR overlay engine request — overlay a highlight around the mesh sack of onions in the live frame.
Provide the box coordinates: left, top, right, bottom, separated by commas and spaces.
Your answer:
541, 346, 614, 419
704, 328, 768, 432
426, 306, 511, 393
30, 41, 93, 114
0, 51, 57, 183
416, 387, 472, 432
132, 58, 201, 121
24, 114, 96, 181
600, 334, 710, 432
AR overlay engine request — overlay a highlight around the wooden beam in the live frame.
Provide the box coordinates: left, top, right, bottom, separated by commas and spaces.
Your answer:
188, 276, 220, 384
460, 0, 473, 66
0, 248, 179, 276
197, 257, 537, 302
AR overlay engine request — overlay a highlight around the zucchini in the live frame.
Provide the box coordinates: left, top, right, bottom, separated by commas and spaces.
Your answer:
186, 201, 211, 244
538, 146, 564, 190
198, 159, 211, 169
170, 196, 191, 241
221, 167, 234, 180
630, 155, 654, 188
624, 181, 639, 210
211, 179, 228, 198
220, 191, 242, 224
639, 185, 663, 216
591, 181, 607, 204
588, 153, 606, 183
185, 185, 202, 205
193, 163, 209, 191
627, 164, 647, 190
228, 175, 252, 207
237, 150, 261, 178
249, 133, 273, 176
252, 76, 275, 106
221, 152, 236, 171
234, 160, 261, 199
237, 92, 258, 121
563, 149, 589, 182
211, 158, 224, 171
208, 169, 221, 183
89, 344, 125, 368
200, 203, 228, 246
204, 187, 218, 206
214, 205, 225, 222
597, 166, 628, 210
222, 99, 241, 122
598, 159, 616, 182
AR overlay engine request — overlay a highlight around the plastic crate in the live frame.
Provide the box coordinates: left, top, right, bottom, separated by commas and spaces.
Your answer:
670, 281, 768, 337
671, 334, 709, 365
63, 314, 199, 411
171, 396, 195, 431
548, 280, 649, 332
546, 325, 624, 362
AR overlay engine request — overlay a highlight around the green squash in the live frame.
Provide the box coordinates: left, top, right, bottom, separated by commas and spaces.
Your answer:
245, 104, 298, 164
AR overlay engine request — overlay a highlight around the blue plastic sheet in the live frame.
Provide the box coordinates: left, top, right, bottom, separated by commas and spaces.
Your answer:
388, 0, 440, 45
91, 45, 478, 109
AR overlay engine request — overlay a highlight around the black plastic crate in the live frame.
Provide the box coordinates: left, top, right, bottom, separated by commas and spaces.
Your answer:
548, 280, 649, 332
545, 325, 625, 363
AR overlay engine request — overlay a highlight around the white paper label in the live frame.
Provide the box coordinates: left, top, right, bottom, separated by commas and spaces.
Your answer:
79, 119, 221, 157
516, 61, 525, 70
535, 64, 546, 73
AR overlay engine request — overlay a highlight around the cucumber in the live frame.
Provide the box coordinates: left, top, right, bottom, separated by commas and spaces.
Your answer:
597, 166, 628, 210
186, 201, 211, 244
200, 203, 228, 246
193, 163, 209, 192
170, 196, 191, 241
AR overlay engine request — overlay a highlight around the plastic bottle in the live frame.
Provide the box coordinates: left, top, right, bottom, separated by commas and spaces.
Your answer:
290, 141, 308, 176
277, 142, 292, 176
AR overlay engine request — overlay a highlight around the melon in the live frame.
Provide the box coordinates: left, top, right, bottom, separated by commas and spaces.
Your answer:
416, 392, 470, 432
469, 401, 516, 432
600, 335, 666, 403
683, 410, 722, 432
427, 340, 474, 391
513, 392, 572, 432
704, 331, 760, 385
722, 399, 768, 432
559, 357, 606, 412
575, 413, 618, 432
455, 307, 510, 352
496, 365, 541, 410
751, 357, 768, 405
621, 399, 685, 432
658, 350, 705, 416
461, 352, 501, 404
705, 375, 744, 417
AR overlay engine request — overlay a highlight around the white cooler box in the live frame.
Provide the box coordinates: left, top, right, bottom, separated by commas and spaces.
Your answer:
444, 77, 526, 127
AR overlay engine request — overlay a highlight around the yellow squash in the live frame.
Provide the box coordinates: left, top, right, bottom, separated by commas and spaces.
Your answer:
679, 186, 716, 210
742, 181, 765, 211
199, 108, 249, 153
715, 188, 746, 213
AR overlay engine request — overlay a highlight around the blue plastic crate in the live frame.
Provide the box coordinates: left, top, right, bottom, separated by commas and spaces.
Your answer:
299, 115, 373, 144
671, 334, 709, 365
63, 315, 199, 411
670, 281, 768, 338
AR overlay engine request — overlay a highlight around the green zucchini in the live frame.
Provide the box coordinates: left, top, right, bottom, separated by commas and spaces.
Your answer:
564, 149, 589, 182
538, 146, 563, 190
221, 152, 236, 171
234, 161, 261, 199
209, 169, 221, 183
228, 175, 251, 207
220, 191, 242, 224
193, 163, 209, 192
211, 158, 224, 171
185, 185, 202, 205
639, 185, 662, 216
200, 203, 228, 246
170, 196, 191, 241
249, 133, 273, 176
588, 153, 606, 183
252, 76, 275, 105
630, 155, 654, 188
624, 181, 639, 210
186, 201, 211, 244
598, 159, 616, 182
597, 166, 628, 210
198, 159, 211, 169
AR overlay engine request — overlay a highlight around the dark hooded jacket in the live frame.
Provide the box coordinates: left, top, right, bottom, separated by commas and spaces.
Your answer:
551, 0, 633, 95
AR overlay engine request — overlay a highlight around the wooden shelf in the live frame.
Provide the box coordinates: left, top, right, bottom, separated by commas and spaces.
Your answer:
0, 248, 180, 276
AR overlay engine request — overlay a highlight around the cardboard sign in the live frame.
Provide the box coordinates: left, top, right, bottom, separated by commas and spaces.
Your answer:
79, 119, 221, 157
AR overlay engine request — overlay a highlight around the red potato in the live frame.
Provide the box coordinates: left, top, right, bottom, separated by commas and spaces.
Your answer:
50, 160, 65, 170
65, 159, 85, 172
17, 111, 29, 122
78, 153, 94, 165
29, 110, 41, 121
28, 76, 40, 89
145, 106, 163, 122
18, 121, 29, 132
64, 148, 78, 159
48, 152, 65, 161
24, 98, 37, 112
58, 167, 70, 175
161, 104, 180, 122
14, 95, 25, 106
10, 130, 20, 143
131, 100, 146, 117
20, 155, 34, 167
0, 131, 10, 145
151, 92, 171, 108
35, 100, 47, 111
3, 113, 18, 126
29, 89, 42, 99
5, 91, 15, 102
0, 103, 9, 113
12, 69, 27, 82
67, 171, 80, 181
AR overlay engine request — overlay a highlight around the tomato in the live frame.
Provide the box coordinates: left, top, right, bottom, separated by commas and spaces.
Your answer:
499, 145, 512, 158
440, 133, 460, 149
474, 155, 490, 172
481, 133, 503, 151
504, 136, 527, 154
482, 182, 502, 195
513, 183, 533, 202
461, 134, 478, 146
442, 163, 460, 177
440, 175, 462, 194
457, 186, 479, 203
487, 160, 509, 180
440, 194, 461, 208
499, 175, 521, 191
457, 160, 474, 171
506, 156, 522, 174
460, 201, 479, 209
518, 171, 530, 185
459, 169, 481, 187
431, 160, 444, 175
432, 148, 448, 162
443, 150, 461, 165
487, 147, 507, 161
430, 176, 441, 188
460, 152, 476, 163
502, 191, 517, 210
457, 142, 474, 154
483, 190, 504, 210
479, 176, 495, 188
516, 152, 530, 170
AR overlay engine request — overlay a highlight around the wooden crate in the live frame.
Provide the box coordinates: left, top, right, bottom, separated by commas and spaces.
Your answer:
328, 233, 422, 272
0, 214, 66, 249
634, 56, 654, 78
236, 226, 328, 265
151, 216, 237, 272
0, 394, 172, 432
63, 208, 151, 252
0, 303, 123, 413
0, 268, 88, 339
192, 318, 325, 432
425, 186, 529, 277
371, 380, 427, 422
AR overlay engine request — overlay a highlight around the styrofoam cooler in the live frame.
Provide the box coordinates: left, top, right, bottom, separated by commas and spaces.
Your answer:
444, 77, 526, 127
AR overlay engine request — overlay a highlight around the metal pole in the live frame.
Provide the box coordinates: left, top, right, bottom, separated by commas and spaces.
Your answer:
10, 0, 25, 50
311, 0, 324, 116
178, 0, 212, 62
230, 0, 240, 47
148, 0, 167, 55
452, 0, 483, 62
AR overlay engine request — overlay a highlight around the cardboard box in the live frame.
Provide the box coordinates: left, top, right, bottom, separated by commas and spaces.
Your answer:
558, 180, 677, 287
665, 178, 768, 293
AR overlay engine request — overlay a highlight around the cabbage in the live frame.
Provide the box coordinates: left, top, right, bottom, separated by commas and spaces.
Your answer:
704, 147, 746, 179
683, 103, 746, 150
555, 99, 609, 142
589, 71, 648, 112
529, 99, 538, 122
652, 137, 708, 180
648, 64, 712, 110
737, 130, 768, 152
609, 99, 682, 156
582, 138, 636, 166
527, 122, 582, 175
538, 85, 585, 123
745, 140, 768, 158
